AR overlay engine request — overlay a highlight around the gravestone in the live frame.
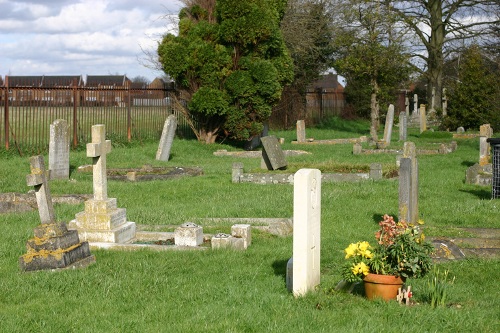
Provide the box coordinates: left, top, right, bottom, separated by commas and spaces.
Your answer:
287, 169, 321, 297
383, 104, 395, 145
48, 119, 70, 180
413, 94, 418, 115
399, 112, 407, 141
399, 142, 418, 224
261, 136, 287, 170
19, 155, 94, 272
296, 120, 306, 143
457, 127, 465, 133
69, 124, 136, 243
479, 124, 493, 166
419, 104, 427, 133
405, 96, 410, 118
442, 88, 448, 117
156, 114, 177, 161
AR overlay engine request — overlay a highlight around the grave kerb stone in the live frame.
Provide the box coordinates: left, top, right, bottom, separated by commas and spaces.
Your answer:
48, 119, 70, 180
26, 155, 56, 224
87, 124, 111, 201
156, 114, 177, 161
290, 168, 321, 297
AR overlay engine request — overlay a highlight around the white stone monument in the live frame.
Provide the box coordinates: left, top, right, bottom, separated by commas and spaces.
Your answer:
383, 104, 395, 145
156, 114, 177, 161
49, 119, 70, 179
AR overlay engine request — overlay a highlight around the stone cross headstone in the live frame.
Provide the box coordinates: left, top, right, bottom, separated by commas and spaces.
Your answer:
156, 114, 177, 161
20, 155, 95, 272
399, 142, 418, 224
383, 104, 395, 145
296, 120, 306, 143
442, 88, 448, 117
479, 124, 493, 166
413, 94, 418, 115
399, 111, 407, 141
287, 169, 321, 297
48, 119, 70, 180
69, 124, 136, 243
26, 155, 56, 224
419, 104, 427, 133
261, 136, 287, 170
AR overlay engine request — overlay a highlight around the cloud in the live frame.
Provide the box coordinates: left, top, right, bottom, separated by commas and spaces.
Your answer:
0, 0, 182, 80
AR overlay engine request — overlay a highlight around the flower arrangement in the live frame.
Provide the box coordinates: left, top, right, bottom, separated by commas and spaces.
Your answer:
342, 214, 434, 283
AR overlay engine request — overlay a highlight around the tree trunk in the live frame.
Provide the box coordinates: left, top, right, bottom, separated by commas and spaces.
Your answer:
425, 0, 445, 110
370, 78, 380, 142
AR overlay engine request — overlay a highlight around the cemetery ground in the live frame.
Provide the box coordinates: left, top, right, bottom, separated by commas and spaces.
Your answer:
0, 118, 499, 332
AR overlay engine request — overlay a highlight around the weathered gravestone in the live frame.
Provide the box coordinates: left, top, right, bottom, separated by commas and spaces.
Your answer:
413, 94, 418, 115
479, 124, 493, 166
419, 104, 427, 133
49, 119, 70, 179
156, 114, 177, 161
19, 155, 95, 272
286, 169, 321, 297
398, 142, 418, 224
296, 120, 306, 143
69, 124, 136, 243
399, 112, 407, 142
383, 104, 395, 145
442, 88, 448, 117
261, 136, 287, 170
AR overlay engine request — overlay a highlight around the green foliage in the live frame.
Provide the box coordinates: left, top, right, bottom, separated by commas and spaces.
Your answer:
443, 45, 500, 131
158, 0, 293, 142
426, 266, 455, 308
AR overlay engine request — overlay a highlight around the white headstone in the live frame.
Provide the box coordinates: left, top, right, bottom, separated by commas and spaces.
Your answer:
383, 104, 395, 145
156, 115, 177, 161
290, 168, 321, 297
48, 119, 70, 179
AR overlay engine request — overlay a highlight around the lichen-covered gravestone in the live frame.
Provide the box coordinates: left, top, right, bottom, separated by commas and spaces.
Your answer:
19, 155, 95, 272
69, 124, 136, 243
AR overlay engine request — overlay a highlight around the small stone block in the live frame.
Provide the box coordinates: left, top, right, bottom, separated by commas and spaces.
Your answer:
174, 224, 203, 246
231, 224, 251, 248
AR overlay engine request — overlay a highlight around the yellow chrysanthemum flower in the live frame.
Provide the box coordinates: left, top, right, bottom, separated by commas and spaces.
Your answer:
358, 241, 370, 252
351, 262, 370, 276
344, 243, 357, 259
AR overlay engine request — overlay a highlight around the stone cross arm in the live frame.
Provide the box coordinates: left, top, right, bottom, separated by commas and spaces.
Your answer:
26, 155, 56, 224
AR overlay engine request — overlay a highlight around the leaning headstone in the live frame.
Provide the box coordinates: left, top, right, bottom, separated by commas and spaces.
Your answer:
261, 136, 287, 170
399, 142, 418, 224
382, 104, 395, 145
48, 119, 70, 179
69, 124, 136, 243
419, 104, 427, 133
296, 120, 306, 143
19, 155, 95, 272
399, 112, 407, 141
479, 124, 493, 166
156, 115, 177, 161
286, 169, 321, 297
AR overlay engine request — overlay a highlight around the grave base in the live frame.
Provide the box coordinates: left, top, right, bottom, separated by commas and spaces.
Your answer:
20, 241, 94, 272
69, 220, 136, 243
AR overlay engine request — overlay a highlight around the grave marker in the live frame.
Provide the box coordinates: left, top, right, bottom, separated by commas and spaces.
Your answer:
156, 115, 177, 161
48, 119, 70, 179
419, 104, 427, 133
399, 112, 407, 141
479, 124, 493, 166
442, 88, 448, 117
287, 169, 321, 297
383, 104, 395, 145
261, 136, 287, 170
20, 155, 95, 271
69, 124, 136, 243
296, 120, 306, 143
399, 142, 418, 224
413, 94, 418, 115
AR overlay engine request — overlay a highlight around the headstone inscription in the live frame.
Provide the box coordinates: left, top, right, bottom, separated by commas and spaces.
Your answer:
68, 124, 136, 243
296, 120, 306, 143
156, 114, 177, 161
48, 119, 70, 179
398, 142, 418, 224
19, 155, 95, 272
383, 104, 395, 145
261, 136, 287, 170
286, 169, 321, 297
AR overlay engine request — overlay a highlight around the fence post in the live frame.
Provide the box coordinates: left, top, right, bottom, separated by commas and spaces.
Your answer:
72, 78, 78, 148
127, 85, 131, 141
4, 76, 9, 150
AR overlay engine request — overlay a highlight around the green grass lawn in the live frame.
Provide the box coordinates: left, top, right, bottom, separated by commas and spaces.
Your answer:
0, 119, 499, 332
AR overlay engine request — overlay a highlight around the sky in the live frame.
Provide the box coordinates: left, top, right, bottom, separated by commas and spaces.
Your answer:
0, 0, 183, 82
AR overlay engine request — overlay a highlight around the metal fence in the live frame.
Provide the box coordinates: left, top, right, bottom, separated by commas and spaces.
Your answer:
0, 84, 194, 153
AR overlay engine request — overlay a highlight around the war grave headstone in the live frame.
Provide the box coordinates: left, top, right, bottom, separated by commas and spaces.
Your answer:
19, 155, 95, 272
382, 104, 395, 146
399, 112, 407, 142
286, 169, 321, 297
156, 114, 177, 161
69, 124, 136, 243
48, 119, 70, 180
261, 135, 287, 170
398, 142, 418, 224
296, 120, 306, 143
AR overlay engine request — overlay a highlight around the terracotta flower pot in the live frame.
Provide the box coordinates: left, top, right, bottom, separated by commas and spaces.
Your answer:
363, 273, 405, 301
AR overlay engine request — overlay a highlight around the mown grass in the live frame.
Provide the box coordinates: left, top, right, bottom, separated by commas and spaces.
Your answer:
0, 117, 499, 332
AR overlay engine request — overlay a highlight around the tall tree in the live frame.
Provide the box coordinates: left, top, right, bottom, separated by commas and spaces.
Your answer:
158, 0, 293, 143
331, 0, 411, 142
390, 0, 500, 111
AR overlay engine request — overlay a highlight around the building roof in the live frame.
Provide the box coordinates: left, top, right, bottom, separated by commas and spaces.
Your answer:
86, 75, 130, 87
5, 76, 43, 87
42, 75, 83, 86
